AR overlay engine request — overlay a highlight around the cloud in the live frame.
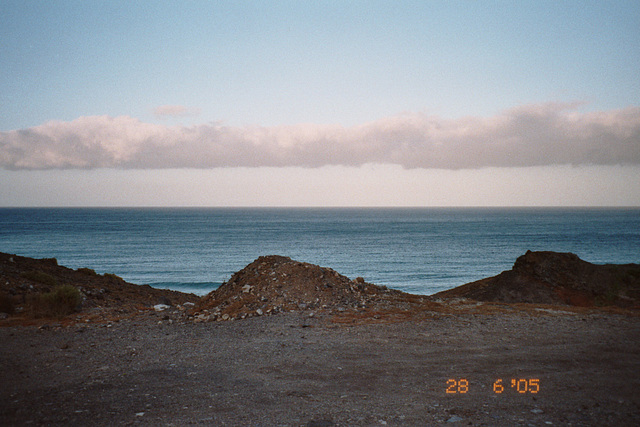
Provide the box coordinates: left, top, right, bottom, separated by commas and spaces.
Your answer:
1, 103, 638, 170
153, 105, 201, 118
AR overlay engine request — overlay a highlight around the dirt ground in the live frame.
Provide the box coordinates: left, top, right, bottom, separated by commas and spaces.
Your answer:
1, 308, 638, 426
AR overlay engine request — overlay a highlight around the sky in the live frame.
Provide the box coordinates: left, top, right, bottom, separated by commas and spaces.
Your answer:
1, 0, 639, 207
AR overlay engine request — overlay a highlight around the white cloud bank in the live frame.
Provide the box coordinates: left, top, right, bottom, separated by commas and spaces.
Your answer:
1, 103, 638, 170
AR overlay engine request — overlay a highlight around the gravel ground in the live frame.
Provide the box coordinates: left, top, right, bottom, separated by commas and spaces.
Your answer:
1, 309, 639, 426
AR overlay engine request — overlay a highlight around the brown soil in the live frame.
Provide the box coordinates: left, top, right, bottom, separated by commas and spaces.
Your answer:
0, 252, 199, 325
1, 252, 639, 425
193, 255, 442, 323
433, 250, 640, 308
1, 309, 638, 426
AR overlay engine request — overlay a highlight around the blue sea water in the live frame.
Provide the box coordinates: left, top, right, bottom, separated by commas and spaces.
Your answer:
0, 208, 638, 296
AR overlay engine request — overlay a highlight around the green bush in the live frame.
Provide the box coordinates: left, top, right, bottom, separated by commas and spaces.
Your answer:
21, 270, 58, 287
27, 285, 82, 319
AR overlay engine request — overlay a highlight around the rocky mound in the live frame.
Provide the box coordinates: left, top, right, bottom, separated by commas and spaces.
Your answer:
433, 250, 640, 307
193, 255, 435, 321
0, 252, 199, 323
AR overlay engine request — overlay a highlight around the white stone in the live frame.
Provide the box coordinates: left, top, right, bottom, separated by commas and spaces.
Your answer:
154, 304, 170, 312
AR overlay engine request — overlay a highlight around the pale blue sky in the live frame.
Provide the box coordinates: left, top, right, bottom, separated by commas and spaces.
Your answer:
1, 1, 639, 206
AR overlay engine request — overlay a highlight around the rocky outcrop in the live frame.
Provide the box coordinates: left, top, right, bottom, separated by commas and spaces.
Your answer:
193, 255, 434, 321
4, 249, 638, 326
433, 251, 640, 307
0, 252, 199, 322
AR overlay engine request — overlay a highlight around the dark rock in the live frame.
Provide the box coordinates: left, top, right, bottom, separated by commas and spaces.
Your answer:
194, 255, 437, 321
0, 251, 199, 323
434, 251, 640, 307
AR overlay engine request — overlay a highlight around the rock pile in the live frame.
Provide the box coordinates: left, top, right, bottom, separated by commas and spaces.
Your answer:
192, 255, 432, 322
433, 250, 640, 308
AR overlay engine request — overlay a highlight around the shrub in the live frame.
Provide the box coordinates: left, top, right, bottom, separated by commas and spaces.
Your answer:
21, 270, 58, 287
104, 273, 123, 282
27, 285, 82, 319
77, 267, 97, 276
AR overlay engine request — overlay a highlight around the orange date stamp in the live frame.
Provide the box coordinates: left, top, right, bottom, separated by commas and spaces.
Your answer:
446, 378, 540, 394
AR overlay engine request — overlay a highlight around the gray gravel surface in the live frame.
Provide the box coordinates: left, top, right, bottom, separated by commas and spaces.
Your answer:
1, 310, 639, 426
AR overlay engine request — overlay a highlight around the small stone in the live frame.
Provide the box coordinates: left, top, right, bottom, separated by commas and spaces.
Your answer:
135, 412, 145, 417
242, 284, 252, 293
447, 415, 464, 423
154, 304, 170, 312
222, 313, 230, 320
531, 408, 544, 414
194, 314, 210, 323
256, 309, 263, 316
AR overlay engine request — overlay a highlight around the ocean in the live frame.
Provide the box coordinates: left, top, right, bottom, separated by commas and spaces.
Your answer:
0, 207, 638, 296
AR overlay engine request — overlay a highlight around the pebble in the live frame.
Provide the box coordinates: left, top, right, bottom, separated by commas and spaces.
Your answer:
447, 415, 464, 423
154, 304, 170, 312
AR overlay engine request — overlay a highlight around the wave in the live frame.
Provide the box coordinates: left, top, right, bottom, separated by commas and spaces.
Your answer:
147, 281, 221, 296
